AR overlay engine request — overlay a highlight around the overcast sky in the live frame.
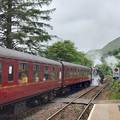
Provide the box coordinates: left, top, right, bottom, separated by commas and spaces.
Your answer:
49, 0, 120, 52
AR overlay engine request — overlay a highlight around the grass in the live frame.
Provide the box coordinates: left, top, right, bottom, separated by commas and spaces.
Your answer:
110, 80, 120, 99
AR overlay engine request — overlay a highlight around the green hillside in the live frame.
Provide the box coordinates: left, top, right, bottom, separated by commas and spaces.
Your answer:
87, 37, 120, 56
101, 37, 120, 55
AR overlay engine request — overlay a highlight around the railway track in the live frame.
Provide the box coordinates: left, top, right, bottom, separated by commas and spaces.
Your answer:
46, 84, 108, 120
76, 84, 107, 120
0, 84, 108, 120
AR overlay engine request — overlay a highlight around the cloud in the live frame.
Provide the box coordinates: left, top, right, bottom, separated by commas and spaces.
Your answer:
49, 0, 120, 52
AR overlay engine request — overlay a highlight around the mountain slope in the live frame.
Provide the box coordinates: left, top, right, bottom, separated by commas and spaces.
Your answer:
87, 37, 120, 56
101, 37, 120, 54
86, 37, 120, 65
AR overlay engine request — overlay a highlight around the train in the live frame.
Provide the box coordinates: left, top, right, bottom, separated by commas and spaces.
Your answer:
0, 46, 92, 112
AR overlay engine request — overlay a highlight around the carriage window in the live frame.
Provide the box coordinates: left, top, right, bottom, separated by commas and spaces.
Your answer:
70, 68, 73, 78
0, 64, 2, 83
8, 65, 14, 81
51, 67, 57, 80
64, 68, 69, 78
19, 63, 29, 83
74, 69, 76, 76
33, 65, 40, 82
44, 66, 49, 81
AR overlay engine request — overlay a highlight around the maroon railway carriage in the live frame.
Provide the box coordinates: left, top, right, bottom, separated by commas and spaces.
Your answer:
0, 46, 62, 106
62, 61, 92, 88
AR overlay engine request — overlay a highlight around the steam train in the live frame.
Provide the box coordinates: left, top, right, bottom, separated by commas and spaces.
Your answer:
0, 46, 92, 111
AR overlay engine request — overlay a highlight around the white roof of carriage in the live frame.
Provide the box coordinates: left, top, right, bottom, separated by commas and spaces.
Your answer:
0, 46, 61, 65
62, 61, 90, 70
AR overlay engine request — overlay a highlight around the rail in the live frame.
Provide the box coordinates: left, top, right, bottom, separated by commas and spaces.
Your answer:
46, 86, 97, 120
77, 84, 108, 120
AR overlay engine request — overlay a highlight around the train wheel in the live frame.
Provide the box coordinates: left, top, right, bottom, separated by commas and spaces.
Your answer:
48, 91, 55, 101
0, 104, 14, 115
26, 98, 41, 107
83, 82, 88, 88
41, 93, 49, 104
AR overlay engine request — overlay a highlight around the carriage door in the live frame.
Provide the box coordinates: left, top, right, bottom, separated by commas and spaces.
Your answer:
0, 61, 3, 85
6, 61, 16, 84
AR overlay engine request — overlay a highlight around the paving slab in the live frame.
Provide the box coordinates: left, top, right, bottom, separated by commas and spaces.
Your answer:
88, 104, 120, 120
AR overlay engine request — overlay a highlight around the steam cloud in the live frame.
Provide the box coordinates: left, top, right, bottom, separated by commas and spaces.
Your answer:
105, 56, 119, 68
93, 54, 102, 66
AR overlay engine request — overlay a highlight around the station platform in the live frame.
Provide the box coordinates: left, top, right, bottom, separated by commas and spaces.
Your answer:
88, 104, 120, 120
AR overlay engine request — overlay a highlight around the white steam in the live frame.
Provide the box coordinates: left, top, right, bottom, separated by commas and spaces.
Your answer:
91, 68, 100, 86
93, 54, 102, 66
105, 56, 119, 68
87, 53, 102, 67
86, 51, 119, 68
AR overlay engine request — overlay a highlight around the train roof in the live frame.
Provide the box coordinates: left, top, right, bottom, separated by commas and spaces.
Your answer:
0, 46, 61, 65
61, 61, 90, 70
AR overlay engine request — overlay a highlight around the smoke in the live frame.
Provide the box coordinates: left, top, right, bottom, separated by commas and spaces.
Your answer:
86, 51, 119, 68
93, 54, 102, 66
105, 56, 119, 68
87, 52, 102, 67
86, 50, 103, 67
91, 68, 100, 86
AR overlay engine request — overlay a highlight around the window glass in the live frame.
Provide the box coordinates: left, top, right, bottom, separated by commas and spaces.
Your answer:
81, 70, 83, 77
0, 64, 2, 71
51, 67, 57, 80
74, 68, 76, 77
78, 69, 80, 77
64, 68, 69, 79
33, 64, 40, 82
44, 66, 49, 81
70, 68, 72, 78
0, 64, 2, 83
19, 63, 29, 83
79, 70, 81, 77
8, 65, 14, 81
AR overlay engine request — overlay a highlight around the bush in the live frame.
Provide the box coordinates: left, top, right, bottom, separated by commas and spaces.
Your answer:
110, 80, 120, 99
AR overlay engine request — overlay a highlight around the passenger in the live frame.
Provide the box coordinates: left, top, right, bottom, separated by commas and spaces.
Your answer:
19, 73, 28, 83
34, 73, 39, 82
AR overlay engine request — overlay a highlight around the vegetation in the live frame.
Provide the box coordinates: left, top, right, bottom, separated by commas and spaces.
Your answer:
102, 37, 120, 55
95, 63, 112, 75
46, 40, 92, 66
87, 37, 120, 59
0, 0, 54, 53
110, 80, 120, 99
107, 48, 120, 56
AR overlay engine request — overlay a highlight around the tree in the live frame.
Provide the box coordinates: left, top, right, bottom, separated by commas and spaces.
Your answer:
46, 40, 92, 66
95, 63, 112, 75
0, 0, 54, 53
75, 51, 92, 66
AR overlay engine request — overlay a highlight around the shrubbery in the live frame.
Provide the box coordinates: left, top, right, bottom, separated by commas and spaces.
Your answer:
110, 80, 120, 99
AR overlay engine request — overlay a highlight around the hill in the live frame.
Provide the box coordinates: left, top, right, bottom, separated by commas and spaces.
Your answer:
87, 37, 120, 56
101, 37, 120, 55
86, 37, 120, 65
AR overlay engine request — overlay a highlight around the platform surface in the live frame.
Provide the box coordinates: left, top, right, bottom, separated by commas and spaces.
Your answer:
88, 104, 120, 120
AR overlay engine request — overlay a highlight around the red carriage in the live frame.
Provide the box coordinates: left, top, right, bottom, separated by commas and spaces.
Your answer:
0, 46, 92, 111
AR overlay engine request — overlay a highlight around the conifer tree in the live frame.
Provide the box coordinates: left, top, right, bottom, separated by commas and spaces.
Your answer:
0, 0, 54, 53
